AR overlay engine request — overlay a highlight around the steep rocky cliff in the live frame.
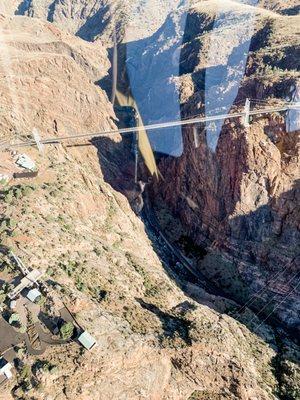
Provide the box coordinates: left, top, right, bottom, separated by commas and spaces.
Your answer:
127, 2, 300, 330
1, 13, 299, 400
0, 2, 299, 399
2, 0, 181, 44
0, 14, 113, 142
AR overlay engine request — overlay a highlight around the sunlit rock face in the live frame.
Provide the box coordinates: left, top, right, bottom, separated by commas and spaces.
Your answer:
0, 14, 114, 140
0, 3, 299, 399
142, 2, 300, 327
4, 0, 298, 328
1, 0, 182, 44
0, 0, 22, 15
1, 13, 296, 400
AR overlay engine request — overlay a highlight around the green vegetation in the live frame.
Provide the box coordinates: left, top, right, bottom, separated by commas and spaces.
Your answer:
59, 321, 74, 340
93, 246, 102, 257
103, 198, 117, 231
0, 177, 9, 186
0, 184, 37, 240
20, 365, 31, 381
75, 275, 87, 292
33, 360, 58, 375
16, 345, 26, 358
1, 184, 36, 205
9, 312, 26, 332
125, 252, 158, 297
122, 303, 160, 335
0, 253, 15, 273
57, 256, 105, 299
46, 266, 55, 277
188, 391, 221, 400
0, 282, 13, 304
201, 251, 250, 303
0, 217, 18, 236
0, 291, 7, 304
59, 259, 80, 277
15, 364, 33, 393
9, 312, 21, 325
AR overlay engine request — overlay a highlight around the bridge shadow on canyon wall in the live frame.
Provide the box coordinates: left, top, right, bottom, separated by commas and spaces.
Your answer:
91, 134, 300, 354
92, 4, 299, 371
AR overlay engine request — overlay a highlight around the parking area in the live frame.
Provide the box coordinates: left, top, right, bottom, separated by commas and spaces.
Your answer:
0, 317, 25, 354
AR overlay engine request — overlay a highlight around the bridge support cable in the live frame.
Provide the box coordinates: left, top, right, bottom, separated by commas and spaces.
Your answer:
32, 128, 44, 154
134, 132, 139, 184
244, 98, 251, 128
193, 125, 200, 148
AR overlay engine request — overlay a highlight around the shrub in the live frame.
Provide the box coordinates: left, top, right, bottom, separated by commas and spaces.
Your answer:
20, 365, 31, 382
9, 313, 21, 327
59, 321, 74, 340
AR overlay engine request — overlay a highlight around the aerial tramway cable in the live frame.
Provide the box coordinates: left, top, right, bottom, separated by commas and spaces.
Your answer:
254, 277, 300, 332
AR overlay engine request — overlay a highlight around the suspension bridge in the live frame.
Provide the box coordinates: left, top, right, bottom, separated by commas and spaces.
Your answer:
1, 100, 299, 150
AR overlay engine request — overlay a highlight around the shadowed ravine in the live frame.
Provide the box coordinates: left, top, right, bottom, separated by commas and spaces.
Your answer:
92, 133, 299, 345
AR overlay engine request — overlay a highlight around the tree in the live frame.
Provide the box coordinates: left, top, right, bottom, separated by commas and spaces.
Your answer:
59, 321, 74, 340
9, 313, 22, 329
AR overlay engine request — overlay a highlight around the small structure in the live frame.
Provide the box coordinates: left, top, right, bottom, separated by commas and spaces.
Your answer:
78, 331, 96, 350
193, 125, 200, 148
0, 358, 13, 380
8, 269, 44, 300
32, 128, 44, 154
27, 288, 42, 303
10, 300, 17, 310
15, 154, 36, 171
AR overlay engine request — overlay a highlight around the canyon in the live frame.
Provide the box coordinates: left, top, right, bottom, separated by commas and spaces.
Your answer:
0, 1, 299, 399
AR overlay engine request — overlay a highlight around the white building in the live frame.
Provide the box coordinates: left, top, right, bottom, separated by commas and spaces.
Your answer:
27, 288, 42, 303
0, 359, 13, 380
78, 331, 97, 350
10, 300, 17, 310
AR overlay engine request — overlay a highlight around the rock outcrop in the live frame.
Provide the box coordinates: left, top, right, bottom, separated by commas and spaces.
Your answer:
125, 2, 300, 329
0, 4, 299, 400
0, 14, 113, 141
1, 0, 181, 44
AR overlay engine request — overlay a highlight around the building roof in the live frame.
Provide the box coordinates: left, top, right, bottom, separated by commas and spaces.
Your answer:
10, 300, 17, 309
78, 331, 96, 350
16, 154, 36, 171
27, 288, 42, 303
9, 269, 43, 299
0, 359, 13, 379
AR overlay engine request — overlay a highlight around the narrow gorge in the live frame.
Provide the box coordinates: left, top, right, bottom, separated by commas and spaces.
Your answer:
0, 1, 299, 399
